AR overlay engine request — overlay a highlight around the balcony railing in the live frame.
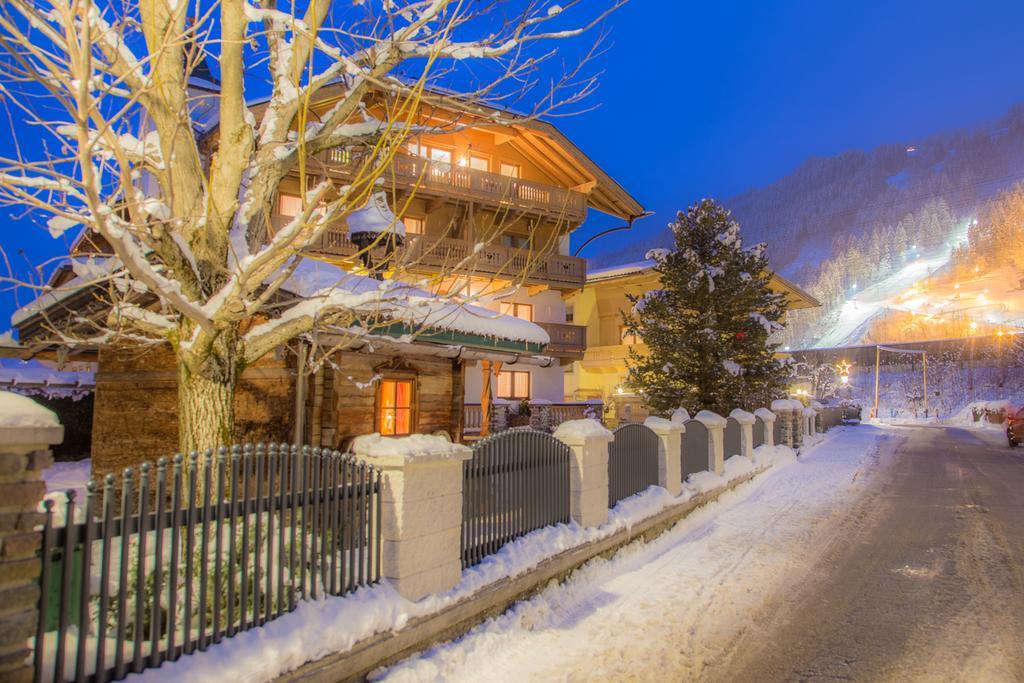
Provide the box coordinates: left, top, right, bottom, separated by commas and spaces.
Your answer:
296, 224, 587, 289
315, 149, 587, 222
536, 321, 586, 358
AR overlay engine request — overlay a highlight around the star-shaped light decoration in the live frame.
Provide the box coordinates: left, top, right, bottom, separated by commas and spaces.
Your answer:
835, 360, 853, 377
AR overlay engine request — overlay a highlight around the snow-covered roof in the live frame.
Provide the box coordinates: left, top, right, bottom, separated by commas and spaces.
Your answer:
11, 257, 121, 326
586, 259, 655, 282
273, 258, 550, 347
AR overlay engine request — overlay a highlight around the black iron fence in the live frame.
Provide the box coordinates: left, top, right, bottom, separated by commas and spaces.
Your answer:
35, 444, 381, 683
607, 424, 660, 507
753, 416, 767, 448
461, 429, 570, 569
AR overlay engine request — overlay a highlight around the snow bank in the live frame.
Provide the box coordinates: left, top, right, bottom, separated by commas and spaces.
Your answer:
0, 391, 60, 428
694, 410, 727, 428
728, 408, 755, 425
350, 433, 467, 459
754, 407, 776, 422
553, 419, 613, 441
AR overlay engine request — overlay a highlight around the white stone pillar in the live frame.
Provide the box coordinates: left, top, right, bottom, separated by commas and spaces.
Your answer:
353, 435, 472, 601
554, 419, 612, 528
754, 407, 776, 447
694, 410, 727, 475
644, 417, 684, 497
728, 409, 755, 460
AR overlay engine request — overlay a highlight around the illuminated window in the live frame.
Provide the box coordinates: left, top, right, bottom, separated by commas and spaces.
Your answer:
499, 302, 534, 321
277, 193, 303, 217
403, 216, 426, 235
496, 371, 531, 400
499, 162, 520, 178
620, 326, 639, 345
378, 379, 414, 436
409, 142, 452, 165
468, 154, 489, 172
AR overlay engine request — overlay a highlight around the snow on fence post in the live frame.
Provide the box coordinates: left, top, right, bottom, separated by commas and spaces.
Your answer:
694, 411, 727, 475
643, 417, 685, 497
554, 419, 613, 527
0, 392, 63, 683
351, 434, 472, 601
728, 409, 756, 460
754, 407, 776, 447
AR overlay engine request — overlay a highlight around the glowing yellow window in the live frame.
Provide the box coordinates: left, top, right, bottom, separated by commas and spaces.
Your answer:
277, 193, 303, 217
379, 379, 414, 436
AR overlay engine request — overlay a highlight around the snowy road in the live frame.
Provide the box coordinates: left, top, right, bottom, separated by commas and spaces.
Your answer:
722, 425, 1024, 682
374, 427, 891, 682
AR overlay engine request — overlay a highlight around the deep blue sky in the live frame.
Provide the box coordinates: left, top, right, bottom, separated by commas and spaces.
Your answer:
565, 0, 1024, 254
3, 0, 1024, 329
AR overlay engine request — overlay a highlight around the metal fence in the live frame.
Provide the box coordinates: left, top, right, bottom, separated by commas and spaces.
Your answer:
35, 444, 381, 683
723, 417, 742, 459
461, 429, 570, 569
680, 420, 710, 481
753, 416, 767, 448
607, 424, 660, 507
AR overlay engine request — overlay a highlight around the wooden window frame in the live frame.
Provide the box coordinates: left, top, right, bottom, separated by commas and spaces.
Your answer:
375, 374, 418, 436
403, 215, 426, 235
409, 141, 455, 165
464, 152, 490, 172
499, 161, 521, 178
496, 370, 531, 401
277, 192, 303, 217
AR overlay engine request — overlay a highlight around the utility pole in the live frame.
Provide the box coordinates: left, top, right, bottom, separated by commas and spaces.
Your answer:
873, 345, 880, 419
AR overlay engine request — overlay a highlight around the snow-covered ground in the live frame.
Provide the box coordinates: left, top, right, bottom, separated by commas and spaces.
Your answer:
373, 426, 886, 682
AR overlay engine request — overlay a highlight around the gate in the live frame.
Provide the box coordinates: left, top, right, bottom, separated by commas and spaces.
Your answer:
680, 419, 710, 481
723, 417, 742, 459
607, 423, 660, 507
461, 429, 570, 569
772, 415, 783, 446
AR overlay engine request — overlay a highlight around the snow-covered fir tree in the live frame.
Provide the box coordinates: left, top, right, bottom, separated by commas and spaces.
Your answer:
623, 199, 789, 415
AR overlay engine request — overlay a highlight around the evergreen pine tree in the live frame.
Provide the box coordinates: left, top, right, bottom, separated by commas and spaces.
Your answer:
622, 199, 790, 415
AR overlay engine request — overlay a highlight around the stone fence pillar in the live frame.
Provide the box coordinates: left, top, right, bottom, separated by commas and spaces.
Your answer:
554, 419, 612, 528
771, 400, 798, 448
0, 395, 63, 683
754, 408, 776, 447
644, 417, 684, 497
352, 435, 472, 601
694, 410, 727, 475
728, 409, 756, 460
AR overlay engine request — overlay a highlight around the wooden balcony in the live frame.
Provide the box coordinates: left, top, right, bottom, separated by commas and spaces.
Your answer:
302, 226, 587, 289
536, 321, 586, 359
315, 149, 587, 223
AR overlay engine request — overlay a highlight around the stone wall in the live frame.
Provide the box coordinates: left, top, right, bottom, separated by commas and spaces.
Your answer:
0, 422, 62, 683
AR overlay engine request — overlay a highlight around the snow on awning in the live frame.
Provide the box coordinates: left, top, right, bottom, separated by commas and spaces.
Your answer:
273, 258, 550, 348
11, 257, 122, 326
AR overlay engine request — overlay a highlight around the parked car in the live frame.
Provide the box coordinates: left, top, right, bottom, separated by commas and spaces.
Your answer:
1008, 408, 1024, 447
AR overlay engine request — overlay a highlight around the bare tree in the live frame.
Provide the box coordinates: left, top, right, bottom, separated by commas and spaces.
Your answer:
0, 0, 622, 450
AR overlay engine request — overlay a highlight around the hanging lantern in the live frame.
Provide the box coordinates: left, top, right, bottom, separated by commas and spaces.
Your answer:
348, 191, 408, 278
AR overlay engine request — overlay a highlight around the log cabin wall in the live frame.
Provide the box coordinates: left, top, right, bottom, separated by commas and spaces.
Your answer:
307, 351, 459, 450
90, 345, 297, 481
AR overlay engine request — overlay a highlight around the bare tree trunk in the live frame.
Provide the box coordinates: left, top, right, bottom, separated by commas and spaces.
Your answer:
177, 346, 238, 453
